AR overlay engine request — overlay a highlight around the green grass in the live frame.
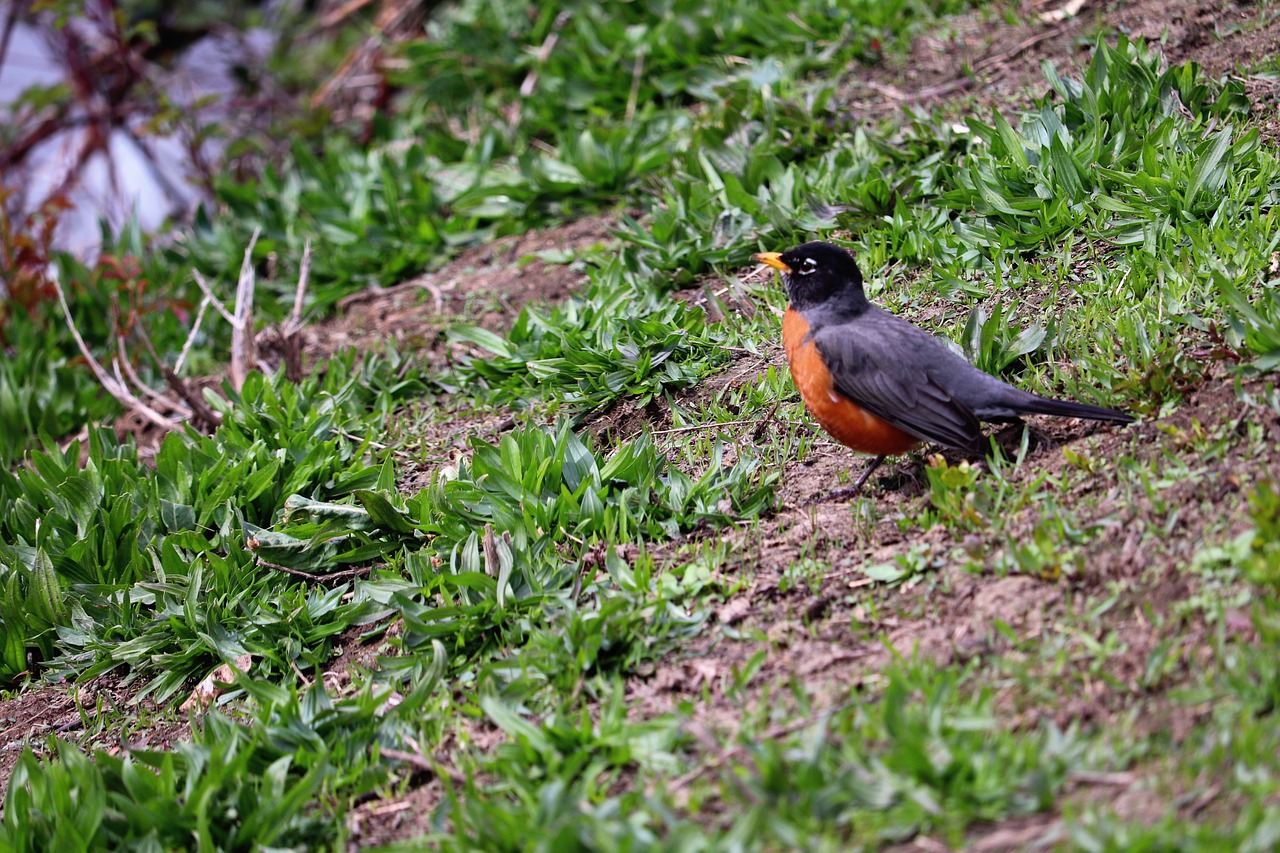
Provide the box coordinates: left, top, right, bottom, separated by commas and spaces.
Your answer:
163, 0, 980, 316
0, 352, 419, 694
4, 0, 1280, 849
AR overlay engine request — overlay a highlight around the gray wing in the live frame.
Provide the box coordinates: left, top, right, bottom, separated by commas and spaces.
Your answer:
810, 307, 987, 451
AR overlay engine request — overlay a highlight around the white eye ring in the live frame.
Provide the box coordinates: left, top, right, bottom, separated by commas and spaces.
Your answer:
796, 257, 817, 276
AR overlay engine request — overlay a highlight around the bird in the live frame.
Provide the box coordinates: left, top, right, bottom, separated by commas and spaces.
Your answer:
752, 240, 1133, 498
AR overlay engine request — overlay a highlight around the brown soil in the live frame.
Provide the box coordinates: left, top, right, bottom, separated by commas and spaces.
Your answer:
629, 372, 1272, 709
0, 685, 79, 788
304, 213, 615, 370
346, 782, 448, 849
0, 673, 191, 794
845, 0, 1280, 114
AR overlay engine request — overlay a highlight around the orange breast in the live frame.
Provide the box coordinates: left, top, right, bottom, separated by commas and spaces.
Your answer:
782, 308, 921, 456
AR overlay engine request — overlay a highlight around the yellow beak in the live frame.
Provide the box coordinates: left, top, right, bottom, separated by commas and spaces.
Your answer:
752, 252, 791, 274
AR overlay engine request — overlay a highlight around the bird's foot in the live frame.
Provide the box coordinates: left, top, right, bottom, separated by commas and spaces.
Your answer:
804, 455, 886, 506
806, 482, 867, 506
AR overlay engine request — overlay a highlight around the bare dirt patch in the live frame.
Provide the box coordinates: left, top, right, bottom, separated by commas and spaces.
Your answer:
304, 214, 615, 370
843, 0, 1280, 115
0, 685, 78, 791
346, 781, 447, 850
0, 673, 191, 795
583, 348, 777, 447
323, 622, 404, 695
390, 402, 522, 494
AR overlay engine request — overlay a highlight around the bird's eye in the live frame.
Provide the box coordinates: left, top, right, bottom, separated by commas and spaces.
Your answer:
797, 257, 818, 276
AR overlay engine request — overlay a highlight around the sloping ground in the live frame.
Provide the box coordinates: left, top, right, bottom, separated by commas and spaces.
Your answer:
327, 1, 1280, 847
629, 372, 1272, 733
855, 0, 1280, 103
3, 0, 1280, 849
304, 214, 616, 367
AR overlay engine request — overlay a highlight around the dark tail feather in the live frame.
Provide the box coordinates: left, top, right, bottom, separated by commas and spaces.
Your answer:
1014, 393, 1134, 424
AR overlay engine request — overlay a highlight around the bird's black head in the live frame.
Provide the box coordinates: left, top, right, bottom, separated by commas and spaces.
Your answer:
751, 240, 867, 312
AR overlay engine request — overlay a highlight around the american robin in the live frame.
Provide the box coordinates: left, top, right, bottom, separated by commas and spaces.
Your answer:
752, 241, 1133, 496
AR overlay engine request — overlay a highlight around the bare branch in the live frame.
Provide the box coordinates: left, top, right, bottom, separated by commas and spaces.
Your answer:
310, 0, 434, 111
257, 559, 371, 584
290, 238, 313, 328
280, 238, 313, 382
0, 2, 21, 81
191, 269, 239, 327
52, 277, 180, 432
319, 0, 376, 28
131, 315, 223, 430
229, 227, 261, 392
520, 11, 571, 97
114, 335, 181, 408
175, 294, 212, 375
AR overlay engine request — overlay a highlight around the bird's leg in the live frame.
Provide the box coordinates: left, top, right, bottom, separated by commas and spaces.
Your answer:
809, 455, 886, 505
849, 454, 887, 492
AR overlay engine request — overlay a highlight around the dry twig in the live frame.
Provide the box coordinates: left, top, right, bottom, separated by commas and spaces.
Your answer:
130, 317, 223, 430
191, 269, 240, 326
229, 227, 261, 392
52, 277, 180, 432
114, 335, 180, 408
56, 228, 303, 434
520, 11, 572, 97
279, 238, 313, 383
257, 559, 372, 584
175, 295, 213, 375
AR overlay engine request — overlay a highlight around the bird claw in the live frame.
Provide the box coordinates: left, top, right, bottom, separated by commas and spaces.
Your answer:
805, 481, 868, 506
803, 455, 887, 506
